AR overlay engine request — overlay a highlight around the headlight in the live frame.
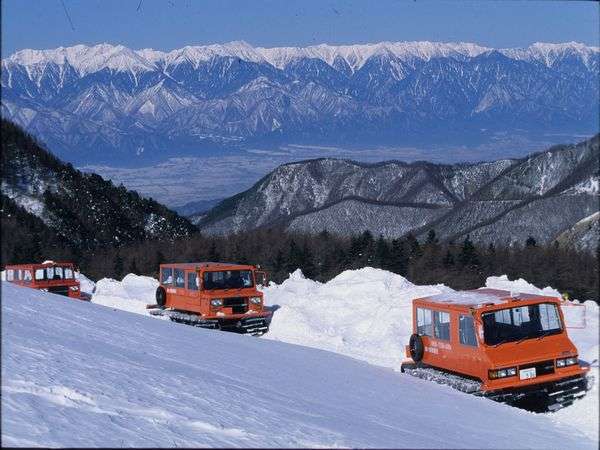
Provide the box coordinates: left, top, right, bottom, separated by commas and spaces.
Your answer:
489, 367, 517, 379
40, 288, 48, 292
210, 299, 223, 307
70, 286, 79, 291
250, 297, 262, 304
556, 357, 578, 367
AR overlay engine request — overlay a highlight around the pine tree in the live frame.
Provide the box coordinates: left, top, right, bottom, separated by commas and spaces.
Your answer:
389, 238, 408, 275
425, 229, 439, 245
208, 241, 220, 261
301, 240, 316, 279
286, 239, 304, 273
525, 236, 537, 248
442, 250, 455, 267
114, 253, 124, 280
374, 235, 390, 269
459, 235, 479, 267
128, 258, 140, 275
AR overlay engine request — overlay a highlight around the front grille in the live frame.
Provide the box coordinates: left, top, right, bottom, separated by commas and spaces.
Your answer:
48, 286, 69, 297
223, 297, 247, 314
519, 359, 555, 376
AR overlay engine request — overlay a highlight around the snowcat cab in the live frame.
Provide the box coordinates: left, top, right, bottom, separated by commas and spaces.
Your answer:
148, 262, 272, 335
401, 289, 592, 412
3, 261, 83, 300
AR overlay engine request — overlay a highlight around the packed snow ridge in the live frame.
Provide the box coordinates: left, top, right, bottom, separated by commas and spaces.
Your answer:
4, 40, 599, 74
2, 274, 597, 448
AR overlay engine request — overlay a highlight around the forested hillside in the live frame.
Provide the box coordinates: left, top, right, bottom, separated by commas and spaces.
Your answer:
1, 120, 197, 263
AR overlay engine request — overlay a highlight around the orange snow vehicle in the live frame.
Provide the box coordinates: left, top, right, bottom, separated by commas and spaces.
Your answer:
401, 289, 592, 412
3, 261, 83, 300
147, 262, 272, 335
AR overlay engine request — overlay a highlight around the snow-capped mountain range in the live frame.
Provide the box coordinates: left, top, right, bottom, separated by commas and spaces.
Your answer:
2, 41, 598, 164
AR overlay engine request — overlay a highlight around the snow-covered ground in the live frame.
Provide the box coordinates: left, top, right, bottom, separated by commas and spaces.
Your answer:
86, 268, 599, 441
1, 282, 595, 448
90, 274, 159, 316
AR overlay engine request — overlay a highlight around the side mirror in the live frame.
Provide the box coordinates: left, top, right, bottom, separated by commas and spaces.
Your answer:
255, 271, 268, 286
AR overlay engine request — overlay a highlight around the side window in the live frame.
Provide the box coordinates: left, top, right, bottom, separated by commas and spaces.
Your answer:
417, 308, 433, 336
161, 268, 173, 285
494, 309, 511, 325
174, 269, 185, 288
16, 270, 21, 280
187, 272, 199, 291
434, 311, 451, 340
64, 268, 73, 279
6, 270, 14, 281
46, 267, 55, 280
55, 267, 64, 279
539, 304, 561, 331
23, 270, 33, 283
35, 269, 45, 280
459, 315, 477, 346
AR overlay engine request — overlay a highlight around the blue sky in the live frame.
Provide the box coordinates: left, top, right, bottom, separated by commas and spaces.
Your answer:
2, 0, 599, 55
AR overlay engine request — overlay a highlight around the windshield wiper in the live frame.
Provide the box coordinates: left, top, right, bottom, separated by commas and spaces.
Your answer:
493, 339, 509, 348
537, 330, 553, 341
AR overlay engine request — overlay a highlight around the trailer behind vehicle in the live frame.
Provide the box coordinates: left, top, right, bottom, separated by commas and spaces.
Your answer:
3, 261, 83, 300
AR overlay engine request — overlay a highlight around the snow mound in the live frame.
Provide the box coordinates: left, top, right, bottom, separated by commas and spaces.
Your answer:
76, 272, 95, 295
2, 282, 594, 448
262, 267, 453, 369
485, 275, 561, 297
91, 274, 159, 316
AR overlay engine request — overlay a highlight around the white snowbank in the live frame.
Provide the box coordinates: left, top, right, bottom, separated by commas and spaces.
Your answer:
485, 274, 561, 297
262, 268, 452, 369
91, 274, 159, 316
76, 272, 96, 295
1, 282, 594, 448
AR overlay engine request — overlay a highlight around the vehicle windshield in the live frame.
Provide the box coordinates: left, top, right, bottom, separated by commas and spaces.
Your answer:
482, 303, 563, 346
203, 270, 254, 290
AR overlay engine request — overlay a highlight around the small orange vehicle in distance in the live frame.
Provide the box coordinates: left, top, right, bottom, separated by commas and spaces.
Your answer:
3, 261, 83, 300
148, 262, 272, 335
401, 288, 591, 412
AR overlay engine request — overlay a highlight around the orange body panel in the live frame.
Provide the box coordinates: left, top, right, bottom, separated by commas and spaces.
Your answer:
159, 262, 271, 321
4, 261, 82, 300
406, 289, 589, 392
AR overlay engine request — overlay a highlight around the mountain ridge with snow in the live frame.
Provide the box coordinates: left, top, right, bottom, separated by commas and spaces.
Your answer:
5, 40, 599, 74
2, 40, 598, 164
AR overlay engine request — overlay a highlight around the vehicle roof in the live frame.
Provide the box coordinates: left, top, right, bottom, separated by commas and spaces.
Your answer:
415, 288, 559, 309
5, 261, 75, 269
159, 262, 255, 270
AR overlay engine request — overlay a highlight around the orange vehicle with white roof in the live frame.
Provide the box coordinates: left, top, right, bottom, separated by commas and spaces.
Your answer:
148, 262, 272, 335
401, 288, 591, 412
3, 261, 83, 300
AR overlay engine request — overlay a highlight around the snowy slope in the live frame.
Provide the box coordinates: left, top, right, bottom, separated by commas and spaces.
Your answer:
88, 269, 599, 441
1, 282, 595, 448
